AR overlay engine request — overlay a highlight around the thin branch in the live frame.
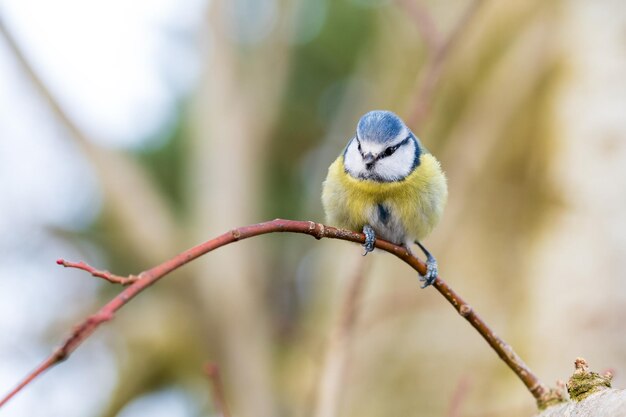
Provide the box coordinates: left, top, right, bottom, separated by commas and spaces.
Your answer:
56, 259, 139, 285
313, 257, 369, 417
204, 363, 232, 417
404, 0, 486, 128
0, 219, 551, 409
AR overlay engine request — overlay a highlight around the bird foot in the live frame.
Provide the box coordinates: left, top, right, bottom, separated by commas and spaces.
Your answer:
419, 257, 438, 288
415, 240, 438, 288
362, 225, 376, 256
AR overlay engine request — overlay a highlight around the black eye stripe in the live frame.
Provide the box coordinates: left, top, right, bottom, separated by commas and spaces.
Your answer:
354, 134, 363, 154
379, 136, 411, 160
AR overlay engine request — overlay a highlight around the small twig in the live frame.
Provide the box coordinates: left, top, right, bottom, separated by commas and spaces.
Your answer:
0, 219, 550, 409
404, 0, 486, 128
204, 363, 232, 417
313, 257, 369, 417
56, 259, 139, 285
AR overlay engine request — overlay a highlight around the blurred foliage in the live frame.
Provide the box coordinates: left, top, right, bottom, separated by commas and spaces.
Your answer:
133, 109, 190, 217
265, 1, 378, 220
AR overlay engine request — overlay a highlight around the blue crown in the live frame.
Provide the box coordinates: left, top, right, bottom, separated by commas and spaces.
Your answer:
356, 110, 405, 144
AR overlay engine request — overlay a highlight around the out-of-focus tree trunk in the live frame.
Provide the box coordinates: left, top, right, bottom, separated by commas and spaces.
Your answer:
527, 0, 626, 390
185, 2, 291, 417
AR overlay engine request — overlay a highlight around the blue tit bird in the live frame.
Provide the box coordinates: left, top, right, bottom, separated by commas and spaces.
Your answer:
322, 110, 447, 287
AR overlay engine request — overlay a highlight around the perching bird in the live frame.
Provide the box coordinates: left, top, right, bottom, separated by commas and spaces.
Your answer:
322, 110, 447, 287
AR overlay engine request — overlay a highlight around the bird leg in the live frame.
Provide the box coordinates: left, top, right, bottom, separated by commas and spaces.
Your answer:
415, 241, 438, 288
362, 224, 376, 255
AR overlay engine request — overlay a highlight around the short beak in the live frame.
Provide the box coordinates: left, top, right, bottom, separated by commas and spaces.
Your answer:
363, 153, 375, 168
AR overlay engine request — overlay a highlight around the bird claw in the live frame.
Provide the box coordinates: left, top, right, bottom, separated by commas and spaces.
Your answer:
362, 225, 376, 256
419, 258, 438, 288
415, 241, 438, 288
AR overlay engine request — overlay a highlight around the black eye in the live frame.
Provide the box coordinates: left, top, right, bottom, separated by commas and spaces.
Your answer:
383, 145, 398, 157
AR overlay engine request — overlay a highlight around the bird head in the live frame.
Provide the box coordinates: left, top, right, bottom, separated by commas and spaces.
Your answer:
343, 110, 421, 182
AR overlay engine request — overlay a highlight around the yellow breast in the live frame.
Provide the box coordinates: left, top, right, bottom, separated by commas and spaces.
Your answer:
321, 153, 447, 242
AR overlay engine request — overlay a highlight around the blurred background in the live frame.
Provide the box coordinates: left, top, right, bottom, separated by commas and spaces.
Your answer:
1, 0, 625, 416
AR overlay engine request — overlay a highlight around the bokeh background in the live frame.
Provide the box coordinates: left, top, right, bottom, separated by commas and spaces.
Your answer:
1, 0, 625, 416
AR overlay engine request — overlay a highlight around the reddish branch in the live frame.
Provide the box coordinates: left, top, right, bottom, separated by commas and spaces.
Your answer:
56, 259, 139, 285
0, 219, 552, 409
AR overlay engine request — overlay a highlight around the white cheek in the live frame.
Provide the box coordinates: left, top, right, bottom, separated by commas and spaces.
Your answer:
343, 139, 366, 176
374, 142, 415, 180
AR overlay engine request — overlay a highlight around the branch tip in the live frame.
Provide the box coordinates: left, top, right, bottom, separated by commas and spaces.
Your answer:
57, 259, 137, 285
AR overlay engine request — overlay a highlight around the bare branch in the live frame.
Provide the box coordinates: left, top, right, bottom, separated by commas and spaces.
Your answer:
0, 219, 551, 409
56, 259, 139, 285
